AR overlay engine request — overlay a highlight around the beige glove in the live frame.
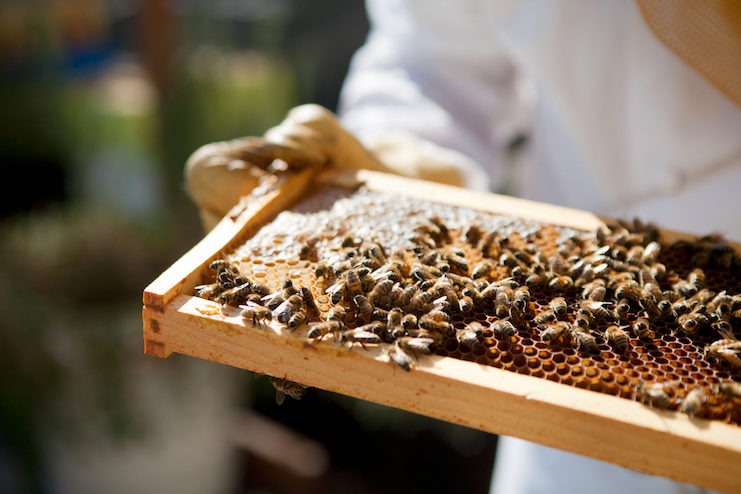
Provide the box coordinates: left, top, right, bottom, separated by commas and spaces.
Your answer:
185, 104, 467, 229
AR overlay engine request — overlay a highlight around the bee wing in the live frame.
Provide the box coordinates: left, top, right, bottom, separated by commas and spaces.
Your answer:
325, 282, 345, 296
716, 327, 738, 342
351, 330, 382, 343
407, 337, 434, 354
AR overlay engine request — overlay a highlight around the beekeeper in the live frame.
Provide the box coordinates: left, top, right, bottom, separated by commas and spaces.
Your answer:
186, 1, 741, 493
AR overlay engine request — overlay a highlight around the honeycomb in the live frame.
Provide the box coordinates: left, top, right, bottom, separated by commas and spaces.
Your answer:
196, 185, 741, 424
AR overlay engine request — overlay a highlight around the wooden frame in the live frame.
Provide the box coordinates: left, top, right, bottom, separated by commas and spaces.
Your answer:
143, 169, 741, 493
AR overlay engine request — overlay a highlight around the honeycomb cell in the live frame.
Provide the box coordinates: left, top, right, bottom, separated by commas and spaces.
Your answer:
531, 369, 546, 378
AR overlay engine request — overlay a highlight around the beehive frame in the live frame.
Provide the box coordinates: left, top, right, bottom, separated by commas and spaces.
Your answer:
142, 169, 741, 493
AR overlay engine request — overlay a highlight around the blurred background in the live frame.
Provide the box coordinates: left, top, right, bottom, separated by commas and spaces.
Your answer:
0, 1, 497, 492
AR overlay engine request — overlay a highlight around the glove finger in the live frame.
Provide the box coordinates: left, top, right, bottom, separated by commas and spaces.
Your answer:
186, 148, 267, 218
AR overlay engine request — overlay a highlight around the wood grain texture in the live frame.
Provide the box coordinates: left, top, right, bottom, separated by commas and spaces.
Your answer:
143, 169, 741, 493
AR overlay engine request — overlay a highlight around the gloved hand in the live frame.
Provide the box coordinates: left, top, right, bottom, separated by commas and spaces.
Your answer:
185, 104, 469, 230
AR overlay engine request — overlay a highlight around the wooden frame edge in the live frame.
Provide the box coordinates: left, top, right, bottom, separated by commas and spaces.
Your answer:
143, 293, 741, 493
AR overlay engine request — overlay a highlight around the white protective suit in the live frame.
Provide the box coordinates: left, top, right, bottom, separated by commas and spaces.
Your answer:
338, 1, 741, 493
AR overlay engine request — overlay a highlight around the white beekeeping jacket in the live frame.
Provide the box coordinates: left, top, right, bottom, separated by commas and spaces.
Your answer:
339, 1, 739, 493
339, 0, 741, 239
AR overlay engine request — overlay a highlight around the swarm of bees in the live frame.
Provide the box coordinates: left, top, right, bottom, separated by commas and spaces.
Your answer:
196, 204, 740, 420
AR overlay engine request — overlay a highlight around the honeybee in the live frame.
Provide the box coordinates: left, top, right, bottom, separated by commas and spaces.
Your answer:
495, 285, 514, 318
371, 307, 389, 322
386, 307, 405, 339
638, 286, 663, 318
574, 265, 596, 288
402, 313, 418, 329
268, 377, 307, 405
581, 280, 607, 301
571, 328, 599, 353
425, 308, 451, 323
705, 334, 741, 367
463, 223, 484, 246
625, 245, 644, 265
717, 381, 741, 398
670, 297, 693, 318
433, 279, 459, 311
273, 294, 304, 324
287, 308, 307, 330
549, 297, 568, 319
471, 260, 493, 279
548, 275, 574, 291
673, 270, 704, 298
344, 269, 364, 299
613, 298, 632, 322
216, 281, 253, 307
263, 279, 299, 310
195, 282, 222, 301
240, 301, 272, 328
386, 343, 414, 371
611, 244, 628, 261
326, 305, 346, 323
307, 320, 343, 340
398, 335, 435, 355
456, 326, 482, 349
363, 242, 387, 269
533, 309, 557, 326
679, 388, 708, 417
314, 261, 332, 279
409, 289, 434, 313
444, 251, 469, 274
354, 321, 386, 336
513, 286, 530, 311
387, 335, 434, 371
368, 278, 394, 306
525, 273, 548, 288
429, 215, 450, 239
541, 321, 571, 344
614, 280, 642, 302
249, 281, 271, 297
371, 262, 403, 284
479, 231, 501, 257
353, 294, 374, 323
635, 381, 673, 409
572, 312, 592, 331
490, 319, 516, 337
419, 314, 454, 335
632, 316, 653, 340
509, 303, 528, 327
708, 290, 733, 317
677, 312, 708, 335
458, 295, 474, 312
397, 284, 418, 308
411, 262, 444, 282
208, 259, 229, 272
298, 237, 320, 261
641, 241, 661, 264
443, 272, 474, 287
650, 262, 667, 281
418, 249, 439, 266
569, 258, 587, 279
478, 281, 498, 302
499, 250, 522, 269
579, 300, 612, 320
604, 325, 630, 353
338, 328, 382, 349
300, 286, 319, 317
